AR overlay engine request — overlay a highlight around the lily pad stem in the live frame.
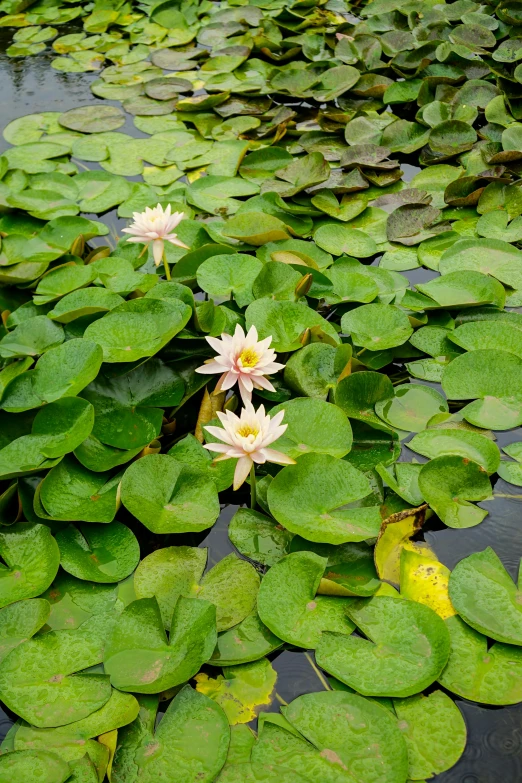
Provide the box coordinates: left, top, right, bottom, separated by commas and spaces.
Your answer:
162, 249, 171, 281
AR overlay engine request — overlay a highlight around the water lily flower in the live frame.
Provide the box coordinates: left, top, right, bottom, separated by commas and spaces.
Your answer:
122, 203, 188, 279
196, 325, 285, 404
204, 402, 295, 490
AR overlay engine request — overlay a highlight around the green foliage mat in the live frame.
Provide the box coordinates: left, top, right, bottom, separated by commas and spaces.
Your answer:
0, 0, 522, 778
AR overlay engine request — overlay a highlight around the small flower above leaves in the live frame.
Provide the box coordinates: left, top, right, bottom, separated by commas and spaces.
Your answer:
196, 325, 285, 405
204, 402, 295, 490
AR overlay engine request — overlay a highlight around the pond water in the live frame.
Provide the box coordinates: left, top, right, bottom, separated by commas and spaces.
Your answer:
1, 27, 522, 783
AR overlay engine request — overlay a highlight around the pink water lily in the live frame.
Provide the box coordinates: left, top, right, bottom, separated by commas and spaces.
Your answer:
204, 402, 295, 490
196, 324, 285, 404
122, 204, 188, 278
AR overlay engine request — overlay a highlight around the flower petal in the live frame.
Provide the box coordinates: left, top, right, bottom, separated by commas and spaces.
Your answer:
233, 456, 252, 490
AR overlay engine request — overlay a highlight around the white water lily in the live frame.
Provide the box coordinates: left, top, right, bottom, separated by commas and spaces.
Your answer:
204, 402, 295, 490
195, 324, 285, 404
122, 204, 188, 278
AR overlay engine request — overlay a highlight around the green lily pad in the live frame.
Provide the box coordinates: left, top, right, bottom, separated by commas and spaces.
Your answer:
438, 615, 522, 704
269, 398, 352, 460
0, 522, 59, 608
257, 551, 355, 649
112, 686, 229, 783
252, 691, 409, 783
268, 453, 381, 544
48, 288, 124, 323
0, 598, 50, 663
210, 613, 284, 667
314, 224, 377, 258
316, 596, 450, 697
134, 547, 258, 632
442, 349, 522, 429
341, 304, 413, 352
59, 105, 126, 133
415, 271, 506, 310
418, 455, 491, 528
283, 343, 340, 400
245, 299, 339, 353
375, 383, 448, 432
37, 456, 120, 522
82, 359, 183, 450
0, 338, 103, 412
83, 298, 191, 363
449, 547, 522, 645
55, 521, 139, 583
0, 612, 114, 727
0, 397, 94, 479
197, 253, 263, 308
448, 320, 522, 358
228, 507, 293, 567
408, 429, 500, 473
104, 596, 216, 693
0, 751, 70, 783
120, 453, 220, 533
393, 691, 466, 780
0, 315, 64, 359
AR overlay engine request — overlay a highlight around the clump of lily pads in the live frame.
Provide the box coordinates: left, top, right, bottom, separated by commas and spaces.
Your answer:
0, 0, 522, 779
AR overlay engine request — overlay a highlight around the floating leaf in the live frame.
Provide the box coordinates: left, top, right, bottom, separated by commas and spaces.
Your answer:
257, 551, 355, 648
394, 691, 466, 780
228, 507, 292, 567
252, 691, 408, 783
418, 455, 491, 529
341, 305, 413, 352
121, 454, 219, 534
449, 547, 522, 645
59, 106, 126, 133
196, 658, 277, 724
316, 596, 450, 697
438, 615, 522, 705
112, 686, 229, 783
268, 453, 381, 544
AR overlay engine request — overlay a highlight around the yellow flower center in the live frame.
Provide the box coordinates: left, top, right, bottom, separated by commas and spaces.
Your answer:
238, 348, 259, 368
236, 424, 259, 439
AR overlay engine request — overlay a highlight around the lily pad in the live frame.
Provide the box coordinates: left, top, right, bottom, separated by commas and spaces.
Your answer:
55, 521, 139, 583
196, 658, 277, 724
84, 299, 190, 363
257, 551, 355, 648
267, 453, 381, 544
341, 305, 413, 351
104, 596, 216, 693
252, 691, 409, 783
228, 507, 293, 567
120, 454, 220, 534
112, 686, 229, 783
0, 522, 59, 608
408, 429, 500, 473
210, 613, 284, 667
269, 398, 352, 460
59, 105, 126, 133
134, 547, 258, 632
375, 384, 448, 432
316, 595, 451, 697
394, 691, 466, 780
442, 349, 522, 429
37, 457, 120, 522
449, 547, 522, 645
418, 455, 491, 528
438, 615, 522, 704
